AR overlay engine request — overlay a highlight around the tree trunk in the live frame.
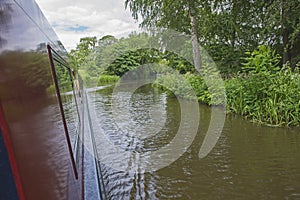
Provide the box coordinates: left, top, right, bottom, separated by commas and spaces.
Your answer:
282, 28, 291, 65
281, 0, 291, 65
189, 8, 201, 71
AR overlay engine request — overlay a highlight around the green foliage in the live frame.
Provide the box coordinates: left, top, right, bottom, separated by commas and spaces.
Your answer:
198, 1, 266, 69
104, 49, 195, 77
227, 46, 300, 126
242, 45, 281, 73
69, 36, 99, 86
185, 71, 225, 106
156, 66, 300, 126
69, 36, 97, 70
154, 45, 300, 126
154, 73, 197, 100
98, 75, 119, 86
155, 69, 225, 106
226, 66, 300, 126
225, 46, 300, 126
104, 48, 159, 76
69, 30, 300, 126
185, 73, 210, 104
125, 0, 300, 70
163, 51, 195, 74
54, 62, 73, 92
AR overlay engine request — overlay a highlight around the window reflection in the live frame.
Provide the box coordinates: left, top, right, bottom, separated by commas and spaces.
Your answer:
47, 46, 81, 172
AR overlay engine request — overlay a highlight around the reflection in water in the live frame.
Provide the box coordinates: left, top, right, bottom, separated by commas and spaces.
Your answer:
89, 85, 300, 200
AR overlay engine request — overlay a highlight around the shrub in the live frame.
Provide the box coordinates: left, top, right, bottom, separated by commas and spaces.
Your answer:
154, 70, 225, 106
154, 73, 197, 100
98, 75, 120, 86
242, 45, 281, 73
151, 45, 300, 126
226, 67, 300, 126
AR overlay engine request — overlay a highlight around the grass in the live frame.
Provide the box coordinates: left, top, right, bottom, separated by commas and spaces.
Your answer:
97, 75, 120, 86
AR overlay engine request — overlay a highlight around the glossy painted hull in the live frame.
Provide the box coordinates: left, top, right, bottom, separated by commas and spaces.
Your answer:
0, 0, 102, 199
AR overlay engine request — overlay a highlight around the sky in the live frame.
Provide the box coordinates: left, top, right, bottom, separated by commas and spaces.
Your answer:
35, 0, 141, 51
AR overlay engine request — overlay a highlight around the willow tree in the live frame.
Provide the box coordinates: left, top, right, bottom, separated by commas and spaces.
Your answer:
125, 0, 203, 70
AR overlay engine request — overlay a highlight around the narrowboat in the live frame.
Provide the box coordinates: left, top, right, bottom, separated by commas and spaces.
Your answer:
0, 0, 105, 199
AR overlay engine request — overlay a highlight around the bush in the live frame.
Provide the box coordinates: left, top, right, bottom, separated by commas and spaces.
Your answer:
149, 45, 300, 126
226, 67, 300, 126
98, 75, 120, 86
154, 73, 197, 100
242, 45, 281, 73
225, 45, 300, 126
154, 70, 225, 106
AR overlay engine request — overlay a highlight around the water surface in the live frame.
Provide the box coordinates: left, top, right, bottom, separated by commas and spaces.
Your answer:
89, 85, 300, 200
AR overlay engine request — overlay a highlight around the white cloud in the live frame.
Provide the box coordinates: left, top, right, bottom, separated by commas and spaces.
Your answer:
35, 0, 140, 51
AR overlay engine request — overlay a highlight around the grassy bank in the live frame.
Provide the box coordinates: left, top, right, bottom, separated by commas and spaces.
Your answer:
155, 46, 300, 127
155, 67, 300, 126
226, 67, 300, 126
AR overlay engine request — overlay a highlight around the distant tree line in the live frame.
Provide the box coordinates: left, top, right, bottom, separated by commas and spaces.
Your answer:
69, 33, 196, 85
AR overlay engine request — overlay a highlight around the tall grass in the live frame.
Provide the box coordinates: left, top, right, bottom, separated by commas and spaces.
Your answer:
226, 67, 300, 126
98, 75, 120, 86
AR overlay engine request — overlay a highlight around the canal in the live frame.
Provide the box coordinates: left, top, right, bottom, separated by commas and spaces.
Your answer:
88, 85, 300, 200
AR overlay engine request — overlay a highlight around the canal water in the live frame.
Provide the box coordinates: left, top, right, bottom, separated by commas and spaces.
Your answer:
88, 85, 300, 200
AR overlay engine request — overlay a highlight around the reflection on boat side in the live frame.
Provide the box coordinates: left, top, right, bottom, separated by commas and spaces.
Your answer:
0, 0, 104, 199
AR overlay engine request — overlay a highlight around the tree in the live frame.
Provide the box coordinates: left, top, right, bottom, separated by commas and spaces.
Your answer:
125, 0, 300, 70
125, 0, 203, 70
275, 0, 300, 67
98, 35, 118, 47
69, 36, 97, 70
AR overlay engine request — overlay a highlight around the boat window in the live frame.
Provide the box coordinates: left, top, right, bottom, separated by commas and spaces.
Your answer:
47, 45, 80, 179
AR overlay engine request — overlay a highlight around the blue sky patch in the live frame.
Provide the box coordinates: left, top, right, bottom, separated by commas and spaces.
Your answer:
67, 25, 89, 32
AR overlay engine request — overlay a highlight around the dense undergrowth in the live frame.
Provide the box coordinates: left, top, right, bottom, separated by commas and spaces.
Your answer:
226, 66, 300, 126
97, 75, 120, 86
97, 45, 300, 126
156, 46, 300, 126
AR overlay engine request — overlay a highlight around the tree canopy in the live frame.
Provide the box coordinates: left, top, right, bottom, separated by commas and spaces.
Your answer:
125, 0, 300, 69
